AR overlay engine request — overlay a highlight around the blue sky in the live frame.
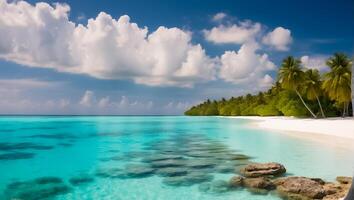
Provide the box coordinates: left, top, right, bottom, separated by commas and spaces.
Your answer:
0, 0, 353, 114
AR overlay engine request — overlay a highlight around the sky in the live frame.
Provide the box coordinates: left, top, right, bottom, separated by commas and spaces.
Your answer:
0, 0, 353, 115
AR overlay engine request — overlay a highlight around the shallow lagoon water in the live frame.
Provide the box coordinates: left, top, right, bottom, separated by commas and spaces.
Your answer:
0, 116, 353, 200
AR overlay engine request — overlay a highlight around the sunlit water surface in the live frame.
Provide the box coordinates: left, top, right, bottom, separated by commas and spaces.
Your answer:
0, 116, 353, 200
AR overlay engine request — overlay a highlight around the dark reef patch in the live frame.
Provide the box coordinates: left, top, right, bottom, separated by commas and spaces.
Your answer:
95, 134, 254, 188
25, 134, 78, 140
0, 152, 35, 160
69, 175, 94, 186
0, 142, 53, 151
4, 176, 71, 200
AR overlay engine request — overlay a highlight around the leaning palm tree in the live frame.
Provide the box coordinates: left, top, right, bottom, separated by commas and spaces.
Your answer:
322, 53, 352, 117
278, 56, 317, 118
302, 69, 325, 118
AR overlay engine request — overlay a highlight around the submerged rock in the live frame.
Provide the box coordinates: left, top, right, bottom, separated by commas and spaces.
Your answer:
162, 176, 192, 187
228, 175, 274, 192
0, 142, 53, 151
185, 159, 216, 169
141, 154, 183, 162
215, 163, 236, 173
109, 155, 134, 161
4, 176, 71, 200
274, 176, 326, 199
69, 175, 94, 186
35, 177, 63, 185
186, 151, 213, 158
229, 176, 244, 188
229, 154, 251, 160
124, 164, 155, 178
186, 172, 214, 183
243, 177, 275, 190
95, 168, 126, 179
151, 159, 186, 168
155, 167, 188, 177
163, 172, 214, 187
323, 176, 353, 200
198, 180, 230, 193
0, 152, 35, 160
240, 162, 286, 178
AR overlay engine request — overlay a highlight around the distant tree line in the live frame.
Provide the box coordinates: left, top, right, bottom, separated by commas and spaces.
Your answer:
185, 53, 353, 118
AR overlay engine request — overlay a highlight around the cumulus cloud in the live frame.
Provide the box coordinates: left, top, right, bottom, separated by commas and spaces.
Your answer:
59, 99, 70, 108
0, 0, 216, 87
212, 12, 227, 22
0, 78, 68, 114
203, 21, 261, 44
300, 55, 329, 72
219, 42, 275, 87
79, 90, 95, 106
0, 79, 194, 115
98, 96, 110, 108
76, 91, 179, 115
262, 27, 292, 51
258, 74, 274, 88
0, 0, 283, 104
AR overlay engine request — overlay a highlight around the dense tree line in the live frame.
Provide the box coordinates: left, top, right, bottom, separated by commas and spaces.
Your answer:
185, 53, 353, 118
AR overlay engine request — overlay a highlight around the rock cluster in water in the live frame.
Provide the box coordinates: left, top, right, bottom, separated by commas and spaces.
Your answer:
6, 134, 350, 200
3, 177, 72, 200
95, 134, 253, 188
94, 135, 353, 199
229, 162, 352, 200
3, 174, 96, 200
0, 142, 55, 161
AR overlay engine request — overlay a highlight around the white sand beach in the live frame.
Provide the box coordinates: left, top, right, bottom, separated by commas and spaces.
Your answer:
228, 116, 354, 140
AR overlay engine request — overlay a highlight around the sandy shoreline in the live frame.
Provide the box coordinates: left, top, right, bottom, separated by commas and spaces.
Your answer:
224, 116, 354, 140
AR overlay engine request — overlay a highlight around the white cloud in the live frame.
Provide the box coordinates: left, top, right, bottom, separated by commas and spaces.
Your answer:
59, 99, 70, 108
258, 74, 274, 88
77, 92, 156, 114
212, 12, 227, 22
219, 42, 275, 87
79, 90, 95, 106
203, 21, 261, 44
98, 96, 110, 108
0, 0, 216, 87
0, 82, 191, 115
162, 101, 191, 114
300, 55, 329, 72
0, 78, 69, 114
262, 27, 292, 51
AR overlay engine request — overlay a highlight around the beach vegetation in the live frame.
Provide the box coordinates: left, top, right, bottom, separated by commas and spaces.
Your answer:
185, 53, 352, 118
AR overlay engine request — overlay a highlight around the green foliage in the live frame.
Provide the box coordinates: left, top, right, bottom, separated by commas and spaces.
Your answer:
185, 53, 353, 118
278, 56, 305, 91
322, 53, 352, 104
255, 104, 281, 116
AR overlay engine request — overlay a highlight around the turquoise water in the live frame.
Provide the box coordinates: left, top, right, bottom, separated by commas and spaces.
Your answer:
0, 116, 353, 200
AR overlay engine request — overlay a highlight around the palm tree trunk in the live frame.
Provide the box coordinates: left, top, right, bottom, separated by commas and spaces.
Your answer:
315, 95, 325, 118
295, 89, 317, 118
342, 103, 346, 117
352, 63, 353, 117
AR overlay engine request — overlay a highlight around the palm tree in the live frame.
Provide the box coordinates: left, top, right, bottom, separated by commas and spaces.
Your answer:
322, 53, 352, 117
278, 56, 317, 118
352, 61, 354, 117
302, 69, 325, 118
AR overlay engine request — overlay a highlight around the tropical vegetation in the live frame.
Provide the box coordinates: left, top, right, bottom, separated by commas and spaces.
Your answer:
185, 53, 353, 118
